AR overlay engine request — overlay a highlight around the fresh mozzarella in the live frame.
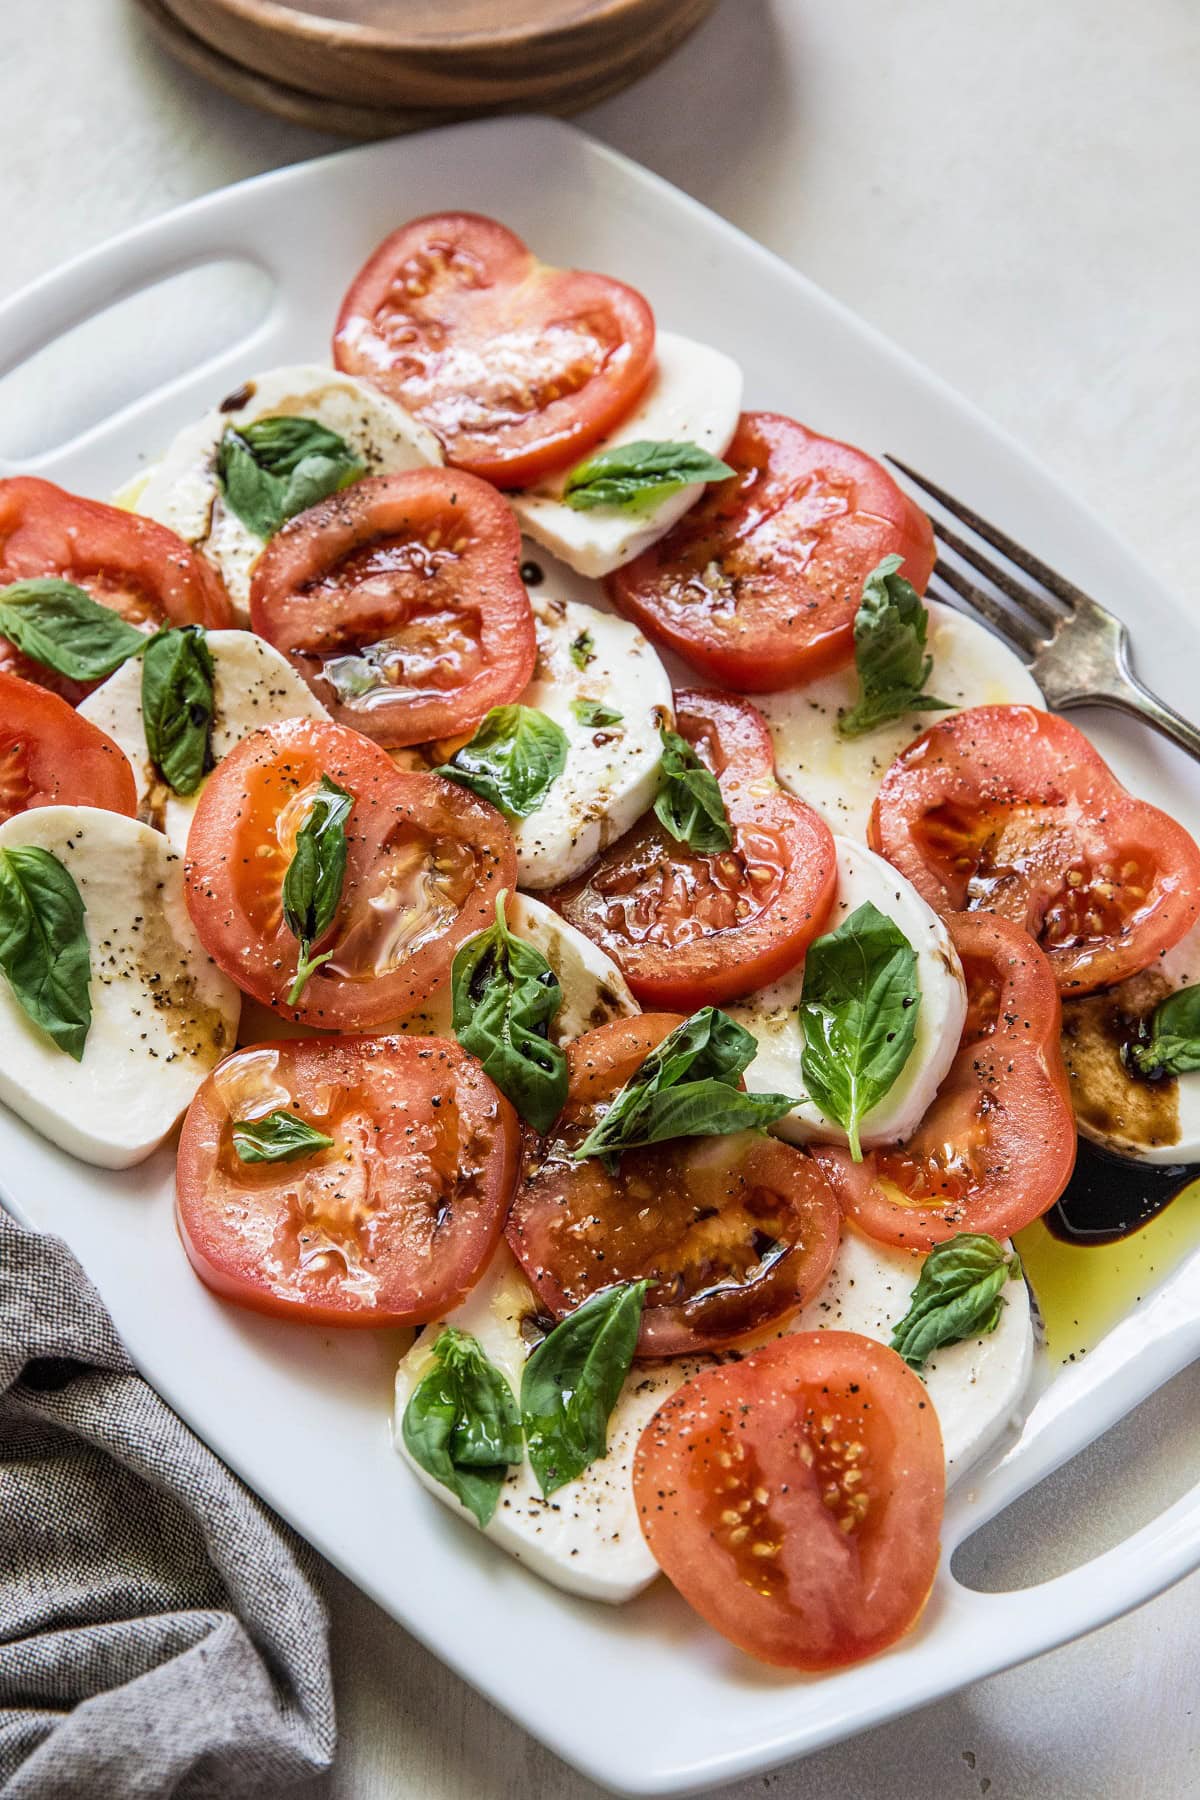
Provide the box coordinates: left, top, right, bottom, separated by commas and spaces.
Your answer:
0, 806, 240, 1168
131, 365, 442, 619
759, 600, 1044, 842
78, 629, 329, 852
511, 331, 742, 578
730, 836, 966, 1149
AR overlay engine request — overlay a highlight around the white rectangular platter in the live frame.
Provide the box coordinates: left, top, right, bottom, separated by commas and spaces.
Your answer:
1, 118, 1198, 1797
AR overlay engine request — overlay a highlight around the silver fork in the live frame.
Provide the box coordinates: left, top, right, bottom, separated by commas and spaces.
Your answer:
885, 456, 1200, 765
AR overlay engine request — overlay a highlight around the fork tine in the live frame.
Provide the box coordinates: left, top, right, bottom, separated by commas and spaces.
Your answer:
929, 563, 1041, 660
932, 517, 1062, 636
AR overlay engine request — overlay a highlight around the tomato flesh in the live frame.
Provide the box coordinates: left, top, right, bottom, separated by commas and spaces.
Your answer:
0, 671, 137, 823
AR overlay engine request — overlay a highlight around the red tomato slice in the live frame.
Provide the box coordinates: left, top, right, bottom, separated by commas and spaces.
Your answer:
0, 671, 137, 824
813, 911, 1076, 1249
249, 469, 535, 749
333, 212, 656, 487
176, 1035, 519, 1327
607, 414, 935, 691
869, 704, 1200, 994
184, 716, 516, 1030
549, 689, 837, 1010
634, 1330, 944, 1669
507, 1013, 841, 1357
0, 476, 232, 702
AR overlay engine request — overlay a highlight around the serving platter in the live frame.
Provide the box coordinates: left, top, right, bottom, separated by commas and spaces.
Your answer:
0, 117, 1197, 1796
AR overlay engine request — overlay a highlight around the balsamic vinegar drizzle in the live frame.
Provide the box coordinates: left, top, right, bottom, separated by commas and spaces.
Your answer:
1047, 1136, 1194, 1247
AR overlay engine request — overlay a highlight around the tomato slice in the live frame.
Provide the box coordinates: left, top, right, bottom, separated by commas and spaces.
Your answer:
249, 469, 535, 749
507, 1013, 841, 1357
332, 212, 656, 487
607, 414, 935, 691
0, 671, 137, 824
634, 1330, 943, 1669
176, 1035, 519, 1327
813, 911, 1075, 1248
0, 476, 232, 701
549, 689, 837, 1010
184, 716, 516, 1030
869, 704, 1200, 994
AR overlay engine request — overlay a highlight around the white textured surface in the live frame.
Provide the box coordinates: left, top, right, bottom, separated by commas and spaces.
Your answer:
1, 2, 1197, 1797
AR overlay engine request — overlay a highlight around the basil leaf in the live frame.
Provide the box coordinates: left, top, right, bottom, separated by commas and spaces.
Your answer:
653, 728, 732, 854
140, 625, 216, 797
0, 846, 91, 1060
837, 555, 952, 738
402, 1327, 522, 1527
1128, 984, 1200, 1080
232, 1109, 334, 1164
563, 439, 734, 515
574, 1006, 797, 1167
0, 579, 146, 681
569, 630, 595, 671
570, 698, 623, 729
798, 900, 920, 1162
216, 415, 364, 540
436, 705, 567, 820
282, 774, 353, 1004
451, 891, 568, 1133
521, 1282, 648, 1496
890, 1233, 1023, 1372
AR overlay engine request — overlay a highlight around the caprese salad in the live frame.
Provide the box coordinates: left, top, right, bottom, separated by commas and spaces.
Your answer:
2, 211, 1198, 1673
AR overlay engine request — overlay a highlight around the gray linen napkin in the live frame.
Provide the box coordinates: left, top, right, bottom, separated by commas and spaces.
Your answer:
0, 1208, 336, 1798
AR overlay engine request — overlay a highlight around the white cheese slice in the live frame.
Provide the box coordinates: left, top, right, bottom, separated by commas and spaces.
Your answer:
0, 806, 240, 1167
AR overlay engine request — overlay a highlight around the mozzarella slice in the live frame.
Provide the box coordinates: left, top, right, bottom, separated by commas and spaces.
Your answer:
730, 836, 966, 1149
511, 332, 742, 578
759, 600, 1044, 842
78, 630, 329, 852
0, 806, 240, 1167
509, 586, 673, 889
132, 365, 442, 620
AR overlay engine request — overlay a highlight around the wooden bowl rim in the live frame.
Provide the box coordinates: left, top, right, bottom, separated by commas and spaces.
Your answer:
172, 0, 686, 55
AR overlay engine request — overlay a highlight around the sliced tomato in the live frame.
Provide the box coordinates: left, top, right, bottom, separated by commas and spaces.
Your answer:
634, 1330, 943, 1669
332, 212, 656, 487
176, 1035, 519, 1327
549, 689, 837, 1010
0, 476, 231, 702
813, 911, 1075, 1249
507, 1013, 841, 1357
249, 469, 535, 749
0, 671, 137, 823
184, 716, 516, 1030
607, 414, 935, 692
869, 704, 1200, 994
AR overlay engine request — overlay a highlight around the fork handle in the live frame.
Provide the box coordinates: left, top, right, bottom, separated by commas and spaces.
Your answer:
1095, 664, 1200, 766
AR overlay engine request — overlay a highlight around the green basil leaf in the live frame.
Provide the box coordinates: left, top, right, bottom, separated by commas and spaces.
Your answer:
653, 727, 732, 854
402, 1327, 523, 1527
837, 554, 952, 739
140, 625, 216, 797
521, 1282, 648, 1496
798, 900, 920, 1162
570, 698, 623, 729
1128, 984, 1200, 1080
216, 415, 364, 540
0, 846, 91, 1060
563, 439, 734, 515
232, 1109, 335, 1164
569, 630, 595, 671
0, 579, 146, 681
282, 774, 354, 1005
890, 1233, 1023, 1372
436, 705, 567, 820
451, 890, 568, 1133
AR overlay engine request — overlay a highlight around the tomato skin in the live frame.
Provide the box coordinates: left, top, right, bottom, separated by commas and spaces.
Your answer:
814, 911, 1075, 1249
176, 1035, 520, 1327
249, 469, 535, 749
869, 704, 1200, 994
0, 476, 232, 701
607, 414, 935, 692
550, 688, 837, 1010
0, 671, 137, 823
633, 1330, 944, 1670
333, 212, 656, 487
184, 716, 516, 1030
507, 1013, 842, 1357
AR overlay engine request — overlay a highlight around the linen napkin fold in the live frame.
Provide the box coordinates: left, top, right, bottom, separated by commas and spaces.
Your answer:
0, 1208, 336, 1798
